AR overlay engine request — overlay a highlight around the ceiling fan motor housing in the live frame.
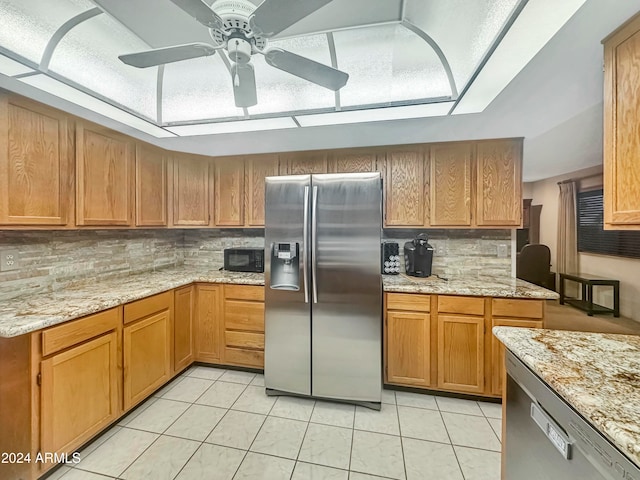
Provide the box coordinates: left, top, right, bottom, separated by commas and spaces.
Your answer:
210, 0, 266, 51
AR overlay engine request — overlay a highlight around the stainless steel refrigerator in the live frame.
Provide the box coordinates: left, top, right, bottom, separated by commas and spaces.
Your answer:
264, 172, 382, 409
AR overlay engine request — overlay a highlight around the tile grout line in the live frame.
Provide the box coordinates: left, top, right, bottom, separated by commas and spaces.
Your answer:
437, 404, 467, 480
393, 393, 409, 480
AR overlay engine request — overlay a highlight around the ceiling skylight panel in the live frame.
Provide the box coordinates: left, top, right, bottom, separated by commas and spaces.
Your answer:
0, 0, 95, 64
48, 12, 157, 120
333, 24, 451, 108
248, 34, 335, 116
162, 55, 244, 123
404, 0, 520, 94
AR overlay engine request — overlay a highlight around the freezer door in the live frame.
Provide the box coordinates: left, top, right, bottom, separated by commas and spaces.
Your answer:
311, 173, 382, 402
264, 175, 312, 396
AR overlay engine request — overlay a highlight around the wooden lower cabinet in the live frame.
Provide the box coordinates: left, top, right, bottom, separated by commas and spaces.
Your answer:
437, 315, 485, 394
223, 285, 265, 368
385, 293, 545, 398
174, 285, 194, 373
40, 309, 121, 461
195, 284, 223, 363
386, 311, 431, 387
122, 292, 172, 410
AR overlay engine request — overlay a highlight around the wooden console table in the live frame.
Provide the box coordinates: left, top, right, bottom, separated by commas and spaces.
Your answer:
559, 273, 620, 317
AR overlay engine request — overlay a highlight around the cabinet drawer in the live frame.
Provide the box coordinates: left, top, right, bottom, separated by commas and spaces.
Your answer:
42, 308, 120, 357
226, 331, 264, 350
224, 347, 264, 368
124, 291, 172, 324
386, 293, 430, 312
492, 298, 543, 319
224, 285, 265, 301
438, 295, 484, 316
225, 300, 264, 332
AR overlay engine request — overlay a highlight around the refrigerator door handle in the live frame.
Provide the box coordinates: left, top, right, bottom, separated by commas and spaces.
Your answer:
303, 185, 310, 303
312, 185, 318, 304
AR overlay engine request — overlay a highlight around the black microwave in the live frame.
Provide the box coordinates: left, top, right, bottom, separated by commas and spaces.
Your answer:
224, 248, 264, 273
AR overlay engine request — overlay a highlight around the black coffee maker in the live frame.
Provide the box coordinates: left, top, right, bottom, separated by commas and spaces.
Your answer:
404, 234, 434, 277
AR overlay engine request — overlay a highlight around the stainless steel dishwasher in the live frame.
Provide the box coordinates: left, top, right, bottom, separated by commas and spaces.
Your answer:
505, 350, 640, 480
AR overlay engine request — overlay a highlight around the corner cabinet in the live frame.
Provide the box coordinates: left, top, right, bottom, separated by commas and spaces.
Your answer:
0, 95, 73, 227
170, 154, 211, 227
603, 12, 640, 229
214, 158, 245, 227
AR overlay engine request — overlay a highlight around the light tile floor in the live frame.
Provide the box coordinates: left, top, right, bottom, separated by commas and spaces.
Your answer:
46, 366, 502, 480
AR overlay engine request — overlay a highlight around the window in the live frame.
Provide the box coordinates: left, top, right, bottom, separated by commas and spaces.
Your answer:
577, 189, 640, 258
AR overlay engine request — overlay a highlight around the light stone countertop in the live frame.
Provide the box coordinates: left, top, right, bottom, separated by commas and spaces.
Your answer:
383, 273, 559, 299
494, 326, 640, 467
0, 266, 556, 338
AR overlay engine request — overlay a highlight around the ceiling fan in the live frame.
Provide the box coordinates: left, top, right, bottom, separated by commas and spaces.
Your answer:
118, 0, 349, 108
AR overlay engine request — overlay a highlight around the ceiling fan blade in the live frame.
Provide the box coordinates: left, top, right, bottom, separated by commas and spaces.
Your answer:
231, 63, 258, 108
265, 48, 348, 91
119, 43, 216, 68
170, 0, 224, 29
250, 0, 334, 38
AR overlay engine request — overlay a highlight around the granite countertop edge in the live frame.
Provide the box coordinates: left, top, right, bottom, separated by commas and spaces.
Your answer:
0, 267, 557, 338
493, 326, 640, 468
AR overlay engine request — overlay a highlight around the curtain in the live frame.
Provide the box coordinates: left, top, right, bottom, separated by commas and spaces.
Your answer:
557, 182, 578, 296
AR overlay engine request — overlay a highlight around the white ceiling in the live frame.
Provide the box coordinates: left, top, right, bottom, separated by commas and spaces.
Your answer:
0, 0, 637, 182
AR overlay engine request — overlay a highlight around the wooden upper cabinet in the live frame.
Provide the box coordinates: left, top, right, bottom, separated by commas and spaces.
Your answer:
384, 148, 427, 227
430, 143, 472, 226
281, 151, 328, 175
135, 143, 167, 227
214, 157, 245, 227
329, 149, 379, 173
171, 154, 210, 227
475, 139, 522, 227
603, 12, 640, 228
76, 122, 134, 226
0, 95, 73, 226
245, 154, 279, 227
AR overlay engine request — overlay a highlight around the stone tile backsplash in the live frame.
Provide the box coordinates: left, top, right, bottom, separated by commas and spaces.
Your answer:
383, 229, 512, 277
0, 228, 511, 301
0, 230, 183, 301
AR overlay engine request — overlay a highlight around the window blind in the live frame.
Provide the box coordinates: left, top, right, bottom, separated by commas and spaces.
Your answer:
577, 189, 640, 258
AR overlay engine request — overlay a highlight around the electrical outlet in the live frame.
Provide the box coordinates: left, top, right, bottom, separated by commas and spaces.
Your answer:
497, 244, 508, 258
0, 249, 20, 272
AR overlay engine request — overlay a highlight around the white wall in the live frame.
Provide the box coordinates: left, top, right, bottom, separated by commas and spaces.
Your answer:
528, 165, 640, 322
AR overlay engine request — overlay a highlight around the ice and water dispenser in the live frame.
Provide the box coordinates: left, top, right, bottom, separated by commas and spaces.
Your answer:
269, 242, 300, 291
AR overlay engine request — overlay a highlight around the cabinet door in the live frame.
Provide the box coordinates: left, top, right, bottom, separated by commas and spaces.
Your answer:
41, 332, 119, 455
437, 315, 484, 394
135, 143, 167, 226
174, 285, 194, 373
384, 148, 426, 226
123, 310, 171, 410
171, 154, 210, 226
386, 311, 430, 387
281, 151, 328, 175
245, 154, 279, 227
430, 143, 472, 226
475, 139, 522, 226
214, 158, 245, 226
195, 285, 223, 363
329, 150, 379, 173
0, 96, 72, 226
604, 18, 640, 227
76, 123, 134, 226
491, 318, 542, 396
